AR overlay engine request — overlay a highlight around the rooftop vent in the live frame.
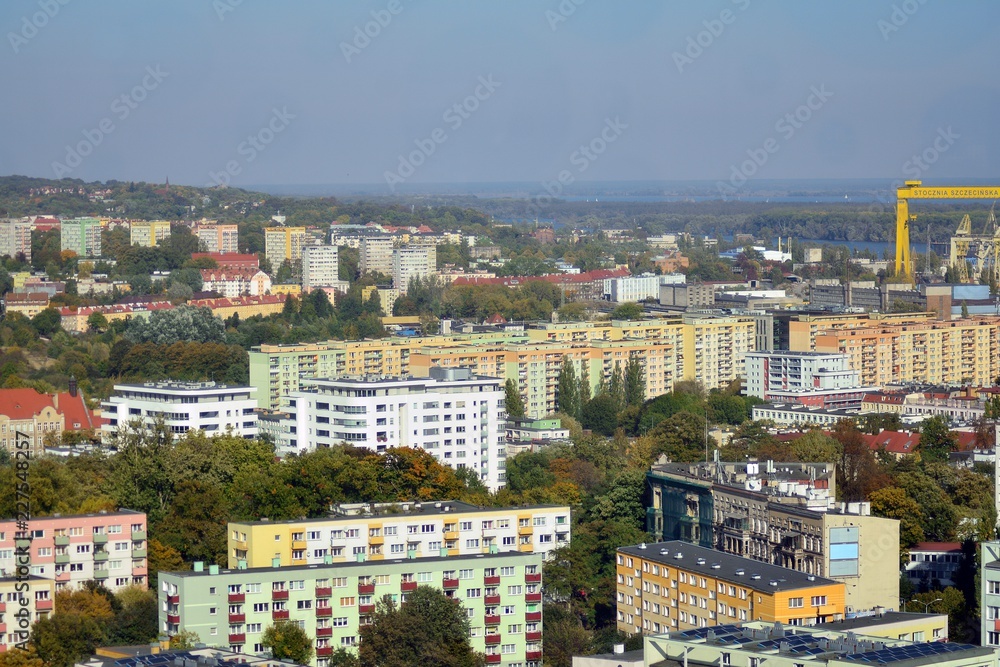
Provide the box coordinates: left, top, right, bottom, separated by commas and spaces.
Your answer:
674, 552, 684, 560
696, 557, 706, 565
638, 543, 647, 550
660, 549, 669, 555
735, 569, 745, 576
711, 563, 721, 569
751, 574, 761, 580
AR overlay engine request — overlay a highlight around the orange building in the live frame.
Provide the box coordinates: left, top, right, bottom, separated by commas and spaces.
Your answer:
616, 541, 846, 635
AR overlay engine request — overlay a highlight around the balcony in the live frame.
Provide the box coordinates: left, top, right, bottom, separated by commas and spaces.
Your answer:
54, 535, 69, 546
526, 651, 543, 661
316, 647, 333, 658
442, 578, 459, 589
359, 604, 376, 614
485, 655, 501, 665
526, 592, 542, 603
167, 613, 180, 624
401, 581, 418, 592
518, 525, 533, 536
55, 571, 70, 582
167, 594, 180, 604
484, 634, 501, 645
229, 613, 245, 624
316, 606, 333, 617
92, 534, 108, 545
485, 595, 501, 606
444, 531, 459, 541
526, 611, 541, 623
228, 633, 245, 645
132, 548, 148, 558
272, 589, 289, 601
35, 599, 54, 611
94, 551, 109, 562
228, 592, 245, 604
484, 576, 500, 586
358, 583, 376, 595
368, 535, 384, 546
292, 540, 307, 551
54, 553, 70, 564
484, 615, 501, 626
315, 586, 332, 598
94, 568, 109, 580
316, 627, 333, 638
526, 631, 542, 642
272, 610, 290, 621
525, 573, 542, 584
132, 529, 147, 541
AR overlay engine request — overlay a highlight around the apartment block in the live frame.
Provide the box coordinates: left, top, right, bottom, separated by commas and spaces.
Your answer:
268, 367, 507, 490
981, 540, 1000, 647
642, 621, 992, 667
393, 245, 436, 293
60, 217, 103, 257
130, 220, 172, 247
646, 460, 899, 615
0, 576, 55, 653
101, 381, 258, 442
359, 236, 394, 278
360, 285, 399, 316
607, 273, 685, 303
200, 268, 272, 298
195, 222, 240, 254
615, 541, 846, 635
682, 314, 756, 389
0, 510, 148, 593
0, 218, 32, 262
264, 227, 307, 270
302, 245, 340, 291
228, 501, 569, 569
160, 551, 544, 667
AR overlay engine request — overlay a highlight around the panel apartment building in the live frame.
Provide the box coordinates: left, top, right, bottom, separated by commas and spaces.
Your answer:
261, 367, 508, 490
0, 510, 148, 593
160, 551, 544, 667
0, 575, 55, 653
195, 222, 240, 254
264, 226, 307, 271
301, 245, 340, 291
0, 218, 32, 262
226, 500, 570, 569
616, 541, 846, 635
645, 459, 899, 615
60, 217, 102, 257
130, 220, 172, 247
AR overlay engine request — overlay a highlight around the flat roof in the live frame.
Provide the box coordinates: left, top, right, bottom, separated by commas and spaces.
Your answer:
815, 612, 943, 632
166, 549, 540, 579
113, 381, 252, 392
232, 501, 568, 526
618, 541, 839, 593
1, 509, 144, 522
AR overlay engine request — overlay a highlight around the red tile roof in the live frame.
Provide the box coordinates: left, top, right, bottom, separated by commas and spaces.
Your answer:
863, 430, 920, 455
911, 542, 962, 553
0, 388, 99, 429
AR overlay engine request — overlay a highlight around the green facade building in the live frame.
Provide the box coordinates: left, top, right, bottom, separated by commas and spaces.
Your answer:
160, 551, 543, 667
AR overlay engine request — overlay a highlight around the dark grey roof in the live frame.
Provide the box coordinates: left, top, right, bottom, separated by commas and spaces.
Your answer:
234, 500, 567, 526
618, 541, 838, 593
814, 611, 941, 632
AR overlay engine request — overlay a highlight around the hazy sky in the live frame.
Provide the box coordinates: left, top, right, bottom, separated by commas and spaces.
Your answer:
2, 0, 998, 191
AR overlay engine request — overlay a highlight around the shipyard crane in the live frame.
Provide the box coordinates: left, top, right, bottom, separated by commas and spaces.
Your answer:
894, 181, 1000, 282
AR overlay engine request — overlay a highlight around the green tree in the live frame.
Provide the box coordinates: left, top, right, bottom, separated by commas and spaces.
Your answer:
919, 415, 957, 463
624, 355, 645, 407
789, 430, 843, 463
31, 611, 106, 667
608, 362, 625, 412
168, 629, 201, 649
30, 308, 61, 336
834, 420, 884, 502
0, 646, 45, 667
869, 486, 925, 554
556, 356, 580, 418
359, 586, 481, 667
610, 302, 644, 320
582, 394, 619, 437
262, 619, 315, 664
579, 364, 592, 406
86, 312, 108, 332
504, 379, 525, 419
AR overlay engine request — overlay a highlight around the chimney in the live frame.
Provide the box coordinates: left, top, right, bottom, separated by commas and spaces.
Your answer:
68, 375, 78, 398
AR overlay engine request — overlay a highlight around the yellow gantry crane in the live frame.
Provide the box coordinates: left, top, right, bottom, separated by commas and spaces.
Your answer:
894, 180, 1000, 282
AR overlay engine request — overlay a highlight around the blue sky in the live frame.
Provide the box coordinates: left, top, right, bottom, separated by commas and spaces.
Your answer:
1, 0, 998, 190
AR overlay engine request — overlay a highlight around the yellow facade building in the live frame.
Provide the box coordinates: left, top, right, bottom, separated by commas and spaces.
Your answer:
129, 220, 172, 247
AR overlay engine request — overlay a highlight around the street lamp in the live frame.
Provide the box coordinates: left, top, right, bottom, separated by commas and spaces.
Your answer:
910, 597, 942, 614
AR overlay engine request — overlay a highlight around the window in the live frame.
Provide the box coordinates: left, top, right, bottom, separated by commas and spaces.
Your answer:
333, 577, 348, 588
466, 539, 480, 548
333, 617, 349, 627
508, 585, 522, 595
460, 521, 472, 531
247, 623, 262, 633
789, 597, 804, 608
467, 589, 481, 598
340, 597, 355, 606
459, 569, 475, 580
501, 567, 515, 577
811, 596, 827, 606
418, 572, 433, 582
297, 600, 313, 610
253, 603, 270, 613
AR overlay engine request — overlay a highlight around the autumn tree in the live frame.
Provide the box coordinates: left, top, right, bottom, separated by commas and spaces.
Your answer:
834, 420, 884, 502
869, 486, 925, 555
918, 415, 957, 463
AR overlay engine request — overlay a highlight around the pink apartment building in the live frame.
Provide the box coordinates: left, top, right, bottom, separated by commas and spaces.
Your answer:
0, 510, 148, 593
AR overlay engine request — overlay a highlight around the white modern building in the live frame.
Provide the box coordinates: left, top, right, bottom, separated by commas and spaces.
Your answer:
302, 245, 340, 292
272, 367, 507, 490
360, 236, 394, 277
744, 350, 861, 400
393, 245, 437, 293
101, 381, 259, 442
606, 273, 686, 303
